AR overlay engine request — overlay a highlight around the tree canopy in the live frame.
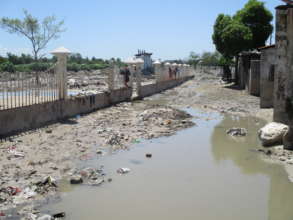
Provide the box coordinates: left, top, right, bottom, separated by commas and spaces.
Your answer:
0, 10, 65, 61
212, 0, 273, 60
234, 0, 273, 48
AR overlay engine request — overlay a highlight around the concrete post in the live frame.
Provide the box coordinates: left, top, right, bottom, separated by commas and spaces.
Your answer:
164, 63, 171, 81
248, 60, 260, 96
51, 47, 71, 100
153, 60, 161, 83
274, 5, 293, 149
136, 63, 143, 97
108, 65, 116, 91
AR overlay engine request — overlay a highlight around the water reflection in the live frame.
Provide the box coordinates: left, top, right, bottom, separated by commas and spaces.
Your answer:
211, 114, 293, 220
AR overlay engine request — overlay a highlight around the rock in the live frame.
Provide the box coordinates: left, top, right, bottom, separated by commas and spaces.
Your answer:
146, 153, 152, 158
52, 212, 66, 219
280, 156, 287, 162
70, 175, 83, 184
258, 122, 289, 146
45, 129, 52, 134
266, 150, 272, 156
226, 128, 247, 137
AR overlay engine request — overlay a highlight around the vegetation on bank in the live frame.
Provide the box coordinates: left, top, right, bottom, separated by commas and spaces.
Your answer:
0, 52, 124, 73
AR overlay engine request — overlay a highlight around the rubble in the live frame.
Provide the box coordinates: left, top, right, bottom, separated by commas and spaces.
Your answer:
258, 122, 289, 146
226, 128, 247, 137
117, 168, 131, 174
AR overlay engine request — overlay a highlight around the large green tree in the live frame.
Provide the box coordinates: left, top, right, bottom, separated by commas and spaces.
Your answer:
212, 0, 273, 81
212, 15, 253, 80
0, 10, 65, 61
213, 14, 253, 59
234, 0, 273, 48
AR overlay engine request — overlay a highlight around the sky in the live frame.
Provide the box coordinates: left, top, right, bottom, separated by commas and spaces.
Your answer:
0, 0, 279, 60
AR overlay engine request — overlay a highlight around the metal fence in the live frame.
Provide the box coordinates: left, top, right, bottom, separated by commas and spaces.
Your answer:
0, 67, 59, 110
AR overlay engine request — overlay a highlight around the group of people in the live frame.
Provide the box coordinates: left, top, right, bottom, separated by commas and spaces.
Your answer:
119, 65, 181, 88
168, 66, 179, 79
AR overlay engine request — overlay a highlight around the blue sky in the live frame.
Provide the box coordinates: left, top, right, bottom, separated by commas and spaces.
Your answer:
0, 0, 279, 60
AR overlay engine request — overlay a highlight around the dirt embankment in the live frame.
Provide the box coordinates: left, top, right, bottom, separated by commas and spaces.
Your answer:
0, 72, 274, 218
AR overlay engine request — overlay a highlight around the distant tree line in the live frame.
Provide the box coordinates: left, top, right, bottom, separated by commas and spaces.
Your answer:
187, 51, 227, 67
0, 52, 123, 73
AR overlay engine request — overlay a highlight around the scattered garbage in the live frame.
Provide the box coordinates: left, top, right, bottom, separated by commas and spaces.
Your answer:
132, 139, 141, 144
7, 146, 25, 158
21, 187, 37, 199
96, 149, 106, 155
37, 214, 53, 220
52, 212, 66, 218
226, 128, 247, 137
146, 153, 152, 158
117, 168, 131, 174
70, 175, 83, 184
76, 115, 81, 120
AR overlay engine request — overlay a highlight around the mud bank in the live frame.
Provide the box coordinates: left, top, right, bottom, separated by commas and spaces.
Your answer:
0, 72, 278, 218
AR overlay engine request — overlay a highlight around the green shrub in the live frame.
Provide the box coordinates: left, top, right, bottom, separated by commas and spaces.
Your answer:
0, 62, 16, 73
89, 63, 109, 70
80, 64, 91, 71
15, 64, 31, 72
67, 63, 81, 72
29, 62, 51, 72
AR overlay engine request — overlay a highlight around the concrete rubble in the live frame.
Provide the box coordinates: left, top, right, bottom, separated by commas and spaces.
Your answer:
258, 122, 289, 146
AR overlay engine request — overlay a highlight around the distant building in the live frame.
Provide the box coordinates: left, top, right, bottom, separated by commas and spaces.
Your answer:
135, 50, 153, 70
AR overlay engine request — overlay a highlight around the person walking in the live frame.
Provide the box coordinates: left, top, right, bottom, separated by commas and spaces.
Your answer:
120, 65, 131, 88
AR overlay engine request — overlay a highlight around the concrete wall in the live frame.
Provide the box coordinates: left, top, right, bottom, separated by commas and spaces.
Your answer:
0, 87, 132, 138
139, 76, 194, 98
274, 5, 293, 125
0, 76, 193, 138
238, 52, 261, 90
248, 60, 260, 96
260, 47, 276, 108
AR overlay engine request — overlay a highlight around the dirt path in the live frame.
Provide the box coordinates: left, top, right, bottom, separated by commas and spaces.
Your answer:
0, 72, 274, 218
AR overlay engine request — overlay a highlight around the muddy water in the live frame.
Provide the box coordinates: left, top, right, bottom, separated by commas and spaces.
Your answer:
43, 112, 293, 220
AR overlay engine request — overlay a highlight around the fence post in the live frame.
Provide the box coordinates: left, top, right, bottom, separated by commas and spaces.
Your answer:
51, 47, 71, 100
153, 60, 161, 83
135, 60, 144, 97
108, 65, 116, 91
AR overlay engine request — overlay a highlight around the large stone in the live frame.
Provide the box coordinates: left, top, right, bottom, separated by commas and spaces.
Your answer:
70, 175, 83, 184
258, 122, 289, 146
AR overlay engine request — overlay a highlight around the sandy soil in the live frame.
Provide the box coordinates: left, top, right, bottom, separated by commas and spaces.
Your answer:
0, 72, 275, 218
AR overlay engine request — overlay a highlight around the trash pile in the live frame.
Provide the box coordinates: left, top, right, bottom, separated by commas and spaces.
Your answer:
25, 211, 65, 220
0, 176, 58, 218
226, 128, 247, 137
137, 106, 192, 124
70, 166, 108, 186
136, 106, 194, 130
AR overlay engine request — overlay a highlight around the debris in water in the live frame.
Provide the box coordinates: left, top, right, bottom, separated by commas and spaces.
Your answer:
117, 168, 131, 174
226, 128, 247, 137
146, 153, 152, 158
52, 212, 66, 218
70, 175, 83, 184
